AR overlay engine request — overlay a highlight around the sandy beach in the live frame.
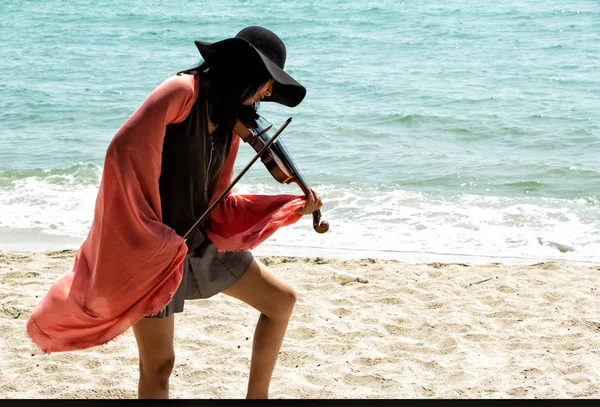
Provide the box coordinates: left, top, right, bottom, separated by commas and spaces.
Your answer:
1, 249, 599, 399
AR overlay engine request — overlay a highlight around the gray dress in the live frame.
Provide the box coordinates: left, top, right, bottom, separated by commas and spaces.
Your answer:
148, 236, 253, 318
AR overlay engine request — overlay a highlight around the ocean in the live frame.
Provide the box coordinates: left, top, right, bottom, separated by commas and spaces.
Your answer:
1, 0, 598, 264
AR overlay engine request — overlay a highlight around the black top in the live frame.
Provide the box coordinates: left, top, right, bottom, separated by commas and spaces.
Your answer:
158, 75, 232, 252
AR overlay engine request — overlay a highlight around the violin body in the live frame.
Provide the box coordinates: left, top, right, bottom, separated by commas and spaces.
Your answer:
234, 116, 329, 234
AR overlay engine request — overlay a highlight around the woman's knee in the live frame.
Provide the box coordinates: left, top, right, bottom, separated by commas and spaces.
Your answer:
223, 260, 298, 320
139, 352, 176, 382
284, 285, 297, 310
268, 283, 297, 320
133, 316, 176, 383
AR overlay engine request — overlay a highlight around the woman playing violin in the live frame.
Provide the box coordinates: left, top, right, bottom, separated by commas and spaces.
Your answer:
127, 26, 323, 399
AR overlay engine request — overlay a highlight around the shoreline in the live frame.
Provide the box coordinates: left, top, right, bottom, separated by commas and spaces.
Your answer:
1, 235, 598, 268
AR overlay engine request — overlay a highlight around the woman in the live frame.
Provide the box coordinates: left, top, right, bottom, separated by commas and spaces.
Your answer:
135, 26, 322, 399
26, 26, 322, 399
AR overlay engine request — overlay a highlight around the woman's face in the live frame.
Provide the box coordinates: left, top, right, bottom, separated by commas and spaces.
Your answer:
242, 79, 274, 106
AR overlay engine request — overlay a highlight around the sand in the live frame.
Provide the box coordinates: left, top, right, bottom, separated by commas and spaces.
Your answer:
1, 249, 599, 399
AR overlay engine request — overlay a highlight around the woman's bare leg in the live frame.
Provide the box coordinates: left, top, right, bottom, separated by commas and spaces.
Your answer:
132, 315, 175, 399
221, 258, 297, 399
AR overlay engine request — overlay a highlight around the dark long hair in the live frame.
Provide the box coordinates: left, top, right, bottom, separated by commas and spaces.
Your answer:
178, 44, 272, 141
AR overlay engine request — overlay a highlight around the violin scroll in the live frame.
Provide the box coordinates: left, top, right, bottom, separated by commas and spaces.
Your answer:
313, 212, 329, 233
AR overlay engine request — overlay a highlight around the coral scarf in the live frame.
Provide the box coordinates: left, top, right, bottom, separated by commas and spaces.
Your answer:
26, 74, 305, 353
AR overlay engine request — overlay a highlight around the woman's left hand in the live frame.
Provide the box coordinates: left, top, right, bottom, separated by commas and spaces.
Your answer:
295, 188, 323, 215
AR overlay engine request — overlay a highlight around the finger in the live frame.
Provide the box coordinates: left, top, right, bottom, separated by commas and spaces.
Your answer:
308, 190, 322, 211
306, 190, 315, 204
311, 190, 322, 207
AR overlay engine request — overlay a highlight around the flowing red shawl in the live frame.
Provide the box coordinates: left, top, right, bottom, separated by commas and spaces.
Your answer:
26, 74, 305, 353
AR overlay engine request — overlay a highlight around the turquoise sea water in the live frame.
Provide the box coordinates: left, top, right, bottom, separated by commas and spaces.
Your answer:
1, 0, 598, 264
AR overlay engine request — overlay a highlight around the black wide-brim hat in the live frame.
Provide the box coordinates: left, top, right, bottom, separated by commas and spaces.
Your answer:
194, 26, 306, 107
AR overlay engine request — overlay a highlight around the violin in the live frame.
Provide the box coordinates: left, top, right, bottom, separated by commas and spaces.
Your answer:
234, 116, 329, 234
183, 116, 328, 243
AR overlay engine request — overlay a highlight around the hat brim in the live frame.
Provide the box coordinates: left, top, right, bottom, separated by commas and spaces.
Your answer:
194, 38, 306, 107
